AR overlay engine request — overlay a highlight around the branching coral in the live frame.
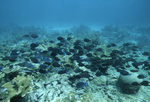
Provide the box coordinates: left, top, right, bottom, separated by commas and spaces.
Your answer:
1, 74, 32, 102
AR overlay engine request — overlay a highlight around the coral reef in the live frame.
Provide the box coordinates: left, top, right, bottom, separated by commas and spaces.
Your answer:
1, 74, 32, 102
0, 25, 150, 102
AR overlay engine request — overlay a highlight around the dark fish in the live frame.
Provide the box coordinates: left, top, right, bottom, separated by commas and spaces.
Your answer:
36, 54, 43, 60
148, 56, 150, 60
107, 43, 117, 47
126, 65, 131, 68
52, 62, 61, 67
48, 47, 53, 51
58, 49, 65, 55
79, 72, 91, 78
51, 52, 57, 57
72, 54, 80, 60
90, 65, 98, 72
96, 71, 103, 76
78, 62, 84, 67
132, 62, 140, 69
74, 40, 81, 45
30, 43, 39, 50
39, 64, 48, 69
84, 38, 91, 42
107, 44, 111, 48
57, 43, 63, 47
143, 61, 150, 67
137, 74, 146, 79
64, 64, 71, 67
140, 81, 149, 86
69, 75, 81, 83
52, 48, 60, 53
17, 62, 26, 67
25, 62, 35, 68
120, 70, 130, 76
49, 40, 54, 43
23, 34, 30, 37
110, 50, 121, 56
0, 66, 3, 71
11, 50, 19, 56
65, 51, 71, 55
39, 68, 47, 74
99, 66, 108, 73
58, 69, 69, 74
57, 36, 64, 41
92, 40, 98, 45
111, 43, 117, 47
9, 55, 17, 62
76, 82, 87, 88
83, 46, 93, 51
123, 43, 131, 46
69, 49, 76, 53
74, 45, 82, 49
96, 48, 103, 51
86, 53, 93, 57
142, 52, 149, 56
132, 82, 140, 86
19, 49, 25, 53
77, 50, 84, 55
12, 49, 18, 52
43, 57, 52, 63
39, 64, 49, 74
75, 68, 84, 73
30, 57, 39, 63
67, 37, 72, 41
130, 70, 138, 72
54, 57, 60, 61
31, 34, 38, 38
9, 49, 20, 62
30, 43, 39, 48
41, 50, 48, 55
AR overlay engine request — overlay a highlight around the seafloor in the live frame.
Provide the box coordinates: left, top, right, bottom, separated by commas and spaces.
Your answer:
0, 25, 150, 102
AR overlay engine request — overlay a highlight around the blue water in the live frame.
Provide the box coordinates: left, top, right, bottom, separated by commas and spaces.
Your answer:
0, 0, 150, 27
0, 1, 150, 102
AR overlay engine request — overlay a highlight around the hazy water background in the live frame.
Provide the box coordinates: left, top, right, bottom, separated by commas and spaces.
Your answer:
0, 0, 150, 27
0, 0, 150, 48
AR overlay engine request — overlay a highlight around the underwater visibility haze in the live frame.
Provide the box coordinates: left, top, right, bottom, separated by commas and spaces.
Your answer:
0, 0, 150, 26
0, 0, 150, 102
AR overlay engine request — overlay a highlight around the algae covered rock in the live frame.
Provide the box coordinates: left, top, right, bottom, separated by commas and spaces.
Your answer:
1, 74, 32, 102
117, 71, 143, 94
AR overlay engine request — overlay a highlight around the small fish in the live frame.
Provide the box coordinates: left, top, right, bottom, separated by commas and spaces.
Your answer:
36, 49, 42, 52
61, 49, 66, 56
25, 62, 35, 68
0, 66, 3, 71
137, 74, 146, 79
76, 82, 88, 89
96, 48, 104, 52
36, 54, 43, 60
120, 70, 130, 76
132, 82, 140, 86
39, 68, 49, 74
57, 36, 65, 41
140, 81, 149, 86
43, 56, 52, 63
58, 69, 69, 74
84, 38, 91, 42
